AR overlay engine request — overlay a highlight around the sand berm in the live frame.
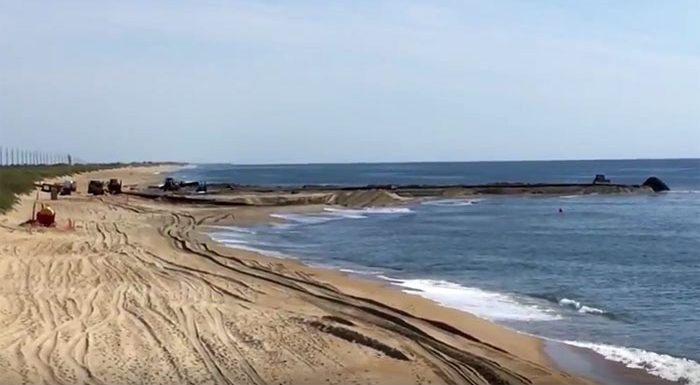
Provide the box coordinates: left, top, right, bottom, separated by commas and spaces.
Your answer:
0, 166, 594, 385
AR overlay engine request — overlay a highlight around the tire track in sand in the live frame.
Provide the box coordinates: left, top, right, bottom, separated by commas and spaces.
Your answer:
161, 212, 536, 385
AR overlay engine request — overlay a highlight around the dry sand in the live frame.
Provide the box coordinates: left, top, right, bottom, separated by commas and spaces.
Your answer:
0, 166, 595, 385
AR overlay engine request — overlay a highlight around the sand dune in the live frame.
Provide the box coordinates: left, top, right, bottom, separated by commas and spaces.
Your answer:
0, 166, 593, 385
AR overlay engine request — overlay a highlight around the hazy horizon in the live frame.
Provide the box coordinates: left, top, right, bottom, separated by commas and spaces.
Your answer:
2, 1, 699, 164
183, 157, 700, 167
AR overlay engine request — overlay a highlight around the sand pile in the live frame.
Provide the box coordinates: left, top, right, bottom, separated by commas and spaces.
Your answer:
329, 189, 407, 207
137, 189, 410, 209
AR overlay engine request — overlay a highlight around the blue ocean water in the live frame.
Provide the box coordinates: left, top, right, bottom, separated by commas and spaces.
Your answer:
175, 159, 700, 384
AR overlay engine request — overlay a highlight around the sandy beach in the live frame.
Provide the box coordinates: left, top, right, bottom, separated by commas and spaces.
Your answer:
0, 165, 599, 384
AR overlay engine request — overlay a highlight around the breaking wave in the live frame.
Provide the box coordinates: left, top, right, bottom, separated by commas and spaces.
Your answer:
564, 341, 700, 385
558, 298, 606, 315
377, 276, 562, 322
530, 293, 617, 319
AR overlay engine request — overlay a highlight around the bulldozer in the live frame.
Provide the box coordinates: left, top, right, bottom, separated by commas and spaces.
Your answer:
88, 180, 106, 195
161, 177, 181, 192
108, 179, 122, 194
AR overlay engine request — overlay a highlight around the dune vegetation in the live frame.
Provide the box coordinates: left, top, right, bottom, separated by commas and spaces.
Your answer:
0, 165, 112, 213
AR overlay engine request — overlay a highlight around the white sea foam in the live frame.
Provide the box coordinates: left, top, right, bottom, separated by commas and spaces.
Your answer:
210, 237, 249, 245
207, 225, 289, 257
564, 341, 700, 385
339, 268, 385, 275
324, 210, 367, 219
205, 225, 257, 234
269, 207, 411, 226
376, 275, 404, 283
379, 277, 562, 322
421, 199, 482, 206
558, 298, 606, 315
270, 213, 347, 225
323, 207, 413, 215
208, 231, 253, 245
559, 195, 580, 199
217, 242, 291, 259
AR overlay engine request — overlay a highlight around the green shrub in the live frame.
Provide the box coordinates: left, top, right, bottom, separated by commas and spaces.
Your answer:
0, 165, 111, 213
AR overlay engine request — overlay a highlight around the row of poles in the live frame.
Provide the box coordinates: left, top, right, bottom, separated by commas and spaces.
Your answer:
0, 146, 81, 166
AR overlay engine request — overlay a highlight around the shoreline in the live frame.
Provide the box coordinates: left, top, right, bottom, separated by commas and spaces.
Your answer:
544, 341, 679, 385
0, 164, 691, 384
198, 203, 693, 385
0, 166, 588, 384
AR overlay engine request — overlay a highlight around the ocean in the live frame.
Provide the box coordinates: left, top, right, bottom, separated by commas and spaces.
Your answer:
173, 159, 700, 384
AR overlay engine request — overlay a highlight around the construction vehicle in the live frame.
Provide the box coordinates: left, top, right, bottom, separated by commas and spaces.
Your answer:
37, 180, 76, 196
162, 177, 180, 192
60, 180, 76, 195
108, 179, 122, 194
88, 180, 106, 195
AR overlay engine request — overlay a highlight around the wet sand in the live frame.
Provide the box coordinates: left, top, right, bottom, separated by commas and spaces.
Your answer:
544, 340, 678, 385
0, 165, 658, 384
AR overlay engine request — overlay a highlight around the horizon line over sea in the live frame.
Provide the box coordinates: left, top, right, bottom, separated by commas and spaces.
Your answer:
184, 157, 700, 167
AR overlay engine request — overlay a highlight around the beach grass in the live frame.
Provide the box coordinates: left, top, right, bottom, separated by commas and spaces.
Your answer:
0, 164, 111, 213
0, 162, 183, 213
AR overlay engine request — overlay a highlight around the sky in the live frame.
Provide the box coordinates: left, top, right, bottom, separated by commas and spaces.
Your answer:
1, 0, 699, 164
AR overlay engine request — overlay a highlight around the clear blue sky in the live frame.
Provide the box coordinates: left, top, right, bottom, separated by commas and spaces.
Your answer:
1, 0, 698, 163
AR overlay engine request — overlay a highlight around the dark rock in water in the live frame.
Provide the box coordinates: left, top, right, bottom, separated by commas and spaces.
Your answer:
642, 177, 670, 192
